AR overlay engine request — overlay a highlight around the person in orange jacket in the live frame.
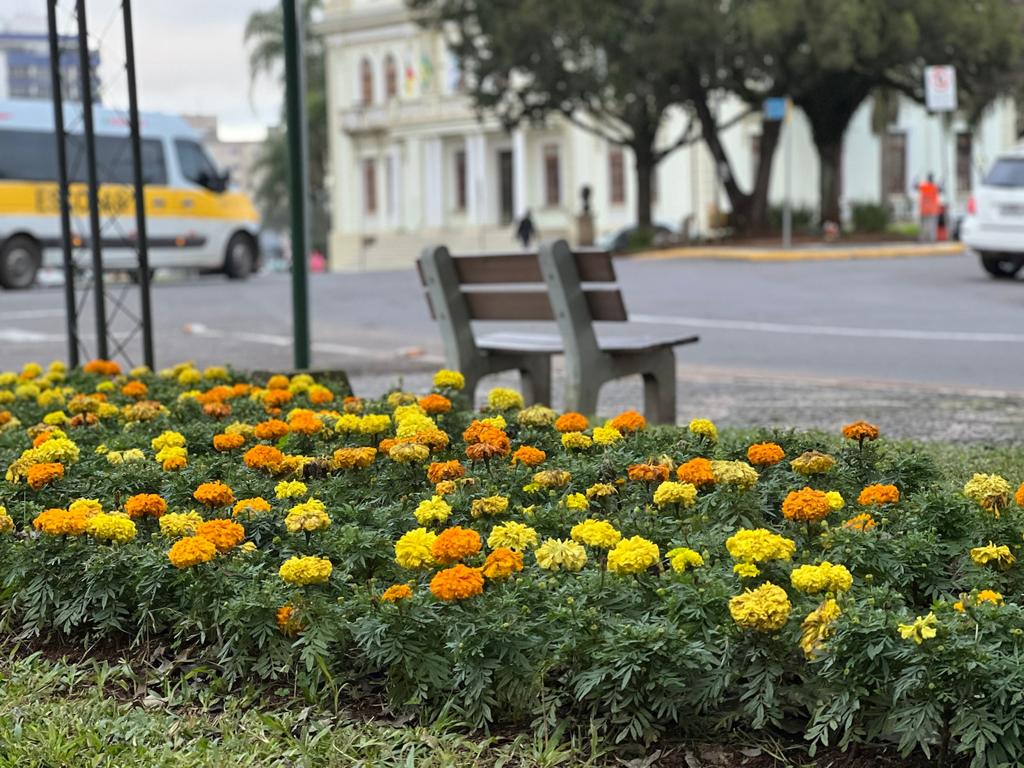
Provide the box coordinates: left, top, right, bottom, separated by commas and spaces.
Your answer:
918, 174, 941, 243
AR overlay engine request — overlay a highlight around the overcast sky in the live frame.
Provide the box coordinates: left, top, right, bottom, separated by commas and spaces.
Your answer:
2, 0, 282, 141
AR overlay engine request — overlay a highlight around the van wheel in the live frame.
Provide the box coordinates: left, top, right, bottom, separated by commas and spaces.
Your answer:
0, 235, 41, 290
224, 233, 255, 280
980, 252, 1023, 279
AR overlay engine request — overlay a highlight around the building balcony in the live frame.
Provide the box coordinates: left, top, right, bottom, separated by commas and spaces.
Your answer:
339, 95, 481, 135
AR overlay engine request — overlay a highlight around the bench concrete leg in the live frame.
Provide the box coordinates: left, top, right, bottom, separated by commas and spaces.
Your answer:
519, 356, 552, 407
565, 369, 601, 417
642, 349, 677, 424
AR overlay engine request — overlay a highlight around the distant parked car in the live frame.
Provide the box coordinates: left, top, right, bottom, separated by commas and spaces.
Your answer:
598, 223, 675, 253
961, 147, 1024, 278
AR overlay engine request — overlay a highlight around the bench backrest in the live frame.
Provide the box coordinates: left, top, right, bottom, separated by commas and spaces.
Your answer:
417, 242, 620, 365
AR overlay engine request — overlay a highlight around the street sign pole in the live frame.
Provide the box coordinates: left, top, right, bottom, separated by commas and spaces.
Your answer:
283, 0, 311, 370
782, 99, 793, 249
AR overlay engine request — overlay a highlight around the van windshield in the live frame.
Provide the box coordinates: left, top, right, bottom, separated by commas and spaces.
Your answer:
984, 158, 1024, 188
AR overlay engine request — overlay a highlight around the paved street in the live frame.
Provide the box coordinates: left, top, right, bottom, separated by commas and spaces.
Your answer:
2, 251, 1023, 440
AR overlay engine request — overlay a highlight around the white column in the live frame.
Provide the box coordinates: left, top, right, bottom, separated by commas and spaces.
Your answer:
386, 144, 401, 229
465, 133, 487, 225
513, 128, 528, 218
404, 137, 422, 231
423, 137, 444, 228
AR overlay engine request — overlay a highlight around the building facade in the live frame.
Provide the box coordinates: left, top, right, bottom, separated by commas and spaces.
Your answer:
0, 31, 99, 102
318, 0, 1019, 272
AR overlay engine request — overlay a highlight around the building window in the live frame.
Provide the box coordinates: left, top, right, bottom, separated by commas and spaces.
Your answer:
881, 131, 907, 196
956, 131, 973, 193
543, 144, 561, 207
609, 147, 625, 205
384, 54, 398, 100
363, 158, 377, 215
454, 149, 467, 212
359, 58, 374, 106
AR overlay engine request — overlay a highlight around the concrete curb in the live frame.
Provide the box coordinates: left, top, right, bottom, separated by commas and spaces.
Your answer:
630, 242, 966, 263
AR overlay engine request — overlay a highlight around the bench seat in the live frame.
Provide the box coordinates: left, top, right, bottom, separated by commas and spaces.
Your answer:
477, 330, 699, 354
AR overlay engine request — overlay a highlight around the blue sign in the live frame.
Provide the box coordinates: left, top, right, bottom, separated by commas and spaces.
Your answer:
763, 97, 787, 122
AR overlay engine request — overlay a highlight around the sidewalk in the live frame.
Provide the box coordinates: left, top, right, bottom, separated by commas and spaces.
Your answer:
630, 241, 965, 263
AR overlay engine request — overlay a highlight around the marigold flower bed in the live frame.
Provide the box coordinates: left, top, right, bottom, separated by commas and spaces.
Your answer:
2, 360, 1024, 764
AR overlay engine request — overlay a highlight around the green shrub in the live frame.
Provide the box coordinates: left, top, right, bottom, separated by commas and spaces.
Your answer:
850, 201, 891, 233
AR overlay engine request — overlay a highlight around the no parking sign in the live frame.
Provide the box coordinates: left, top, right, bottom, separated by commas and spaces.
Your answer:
924, 65, 957, 112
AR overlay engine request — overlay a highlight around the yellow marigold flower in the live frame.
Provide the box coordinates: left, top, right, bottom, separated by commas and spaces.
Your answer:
517, 404, 557, 427
433, 369, 465, 390
471, 495, 509, 518
159, 511, 204, 538
193, 481, 235, 508
275, 480, 308, 499
395, 528, 438, 569
842, 420, 880, 443
414, 495, 452, 526
533, 469, 571, 489
957, 589, 1004, 610
898, 612, 938, 645
285, 498, 331, 533
970, 542, 1015, 569
359, 413, 392, 435
571, 519, 621, 549
790, 561, 853, 594
857, 484, 900, 506
535, 538, 588, 571
380, 584, 413, 603
561, 431, 593, 450
800, 598, 841, 658
564, 492, 589, 511
0, 511, 13, 534
389, 442, 431, 463
479, 415, 506, 430
67, 499, 102, 517
168, 536, 218, 568
733, 563, 761, 578
782, 487, 832, 523
43, 410, 68, 426
592, 426, 622, 445
585, 483, 616, 500
667, 547, 704, 573
842, 512, 877, 532
688, 418, 718, 442
151, 430, 186, 451
332, 446, 377, 470
964, 473, 1012, 515
86, 513, 137, 543
431, 525, 482, 564
747, 442, 785, 467
607, 536, 660, 575
729, 582, 792, 631
430, 564, 484, 600
710, 460, 759, 490
487, 387, 523, 411
653, 481, 698, 508
233, 497, 272, 518
790, 450, 835, 476
279, 555, 333, 585
487, 521, 538, 551
825, 491, 845, 511
481, 547, 524, 580
726, 528, 796, 564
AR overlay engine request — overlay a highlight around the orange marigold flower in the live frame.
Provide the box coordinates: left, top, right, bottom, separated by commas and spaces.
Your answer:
195, 518, 245, 552
627, 463, 670, 483
233, 496, 272, 517
342, 395, 363, 413
197, 386, 233, 405
857, 483, 900, 506
288, 411, 324, 435
332, 446, 377, 470
427, 460, 465, 484
266, 374, 290, 390
380, 583, 413, 602
254, 419, 289, 441
608, 410, 646, 433
83, 358, 121, 376
676, 457, 715, 489
263, 389, 293, 409
308, 386, 334, 405
31, 430, 53, 448
121, 380, 148, 399
431, 525, 483, 564
276, 604, 303, 635
466, 441, 504, 463
419, 393, 452, 415
193, 481, 235, 508
244, 444, 285, 472
747, 442, 785, 467
1017, 482, 1024, 509
842, 420, 880, 443
203, 402, 232, 419
843, 512, 878, 532
429, 564, 485, 601
555, 412, 589, 433
377, 438, 398, 455
124, 493, 167, 519
213, 432, 246, 452
482, 547, 524, 581
33, 507, 89, 536
409, 429, 450, 451
511, 445, 546, 467
163, 455, 187, 471
462, 421, 508, 446
782, 487, 832, 523
27, 462, 64, 490
168, 535, 218, 568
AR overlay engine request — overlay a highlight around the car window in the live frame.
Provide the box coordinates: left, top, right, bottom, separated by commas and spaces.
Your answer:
0, 129, 166, 185
984, 158, 1024, 188
175, 139, 219, 187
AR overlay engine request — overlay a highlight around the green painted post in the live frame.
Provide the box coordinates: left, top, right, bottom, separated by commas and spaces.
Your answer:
282, 0, 310, 369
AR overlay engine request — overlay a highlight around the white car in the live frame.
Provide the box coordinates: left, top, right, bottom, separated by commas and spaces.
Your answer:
961, 147, 1024, 278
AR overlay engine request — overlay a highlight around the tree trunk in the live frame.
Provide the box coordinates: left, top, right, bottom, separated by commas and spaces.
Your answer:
633, 143, 654, 231
816, 133, 844, 226
749, 117, 782, 232
693, 91, 752, 230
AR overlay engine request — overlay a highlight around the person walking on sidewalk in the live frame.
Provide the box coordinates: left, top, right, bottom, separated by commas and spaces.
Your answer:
917, 174, 941, 243
516, 210, 536, 249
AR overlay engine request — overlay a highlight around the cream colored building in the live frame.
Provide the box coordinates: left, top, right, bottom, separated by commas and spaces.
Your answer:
317, 0, 1019, 272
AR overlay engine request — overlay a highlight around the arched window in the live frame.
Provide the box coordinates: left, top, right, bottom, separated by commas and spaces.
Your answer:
359, 57, 374, 106
384, 54, 398, 100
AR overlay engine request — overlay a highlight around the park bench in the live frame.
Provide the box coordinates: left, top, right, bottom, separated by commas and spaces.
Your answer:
417, 239, 698, 423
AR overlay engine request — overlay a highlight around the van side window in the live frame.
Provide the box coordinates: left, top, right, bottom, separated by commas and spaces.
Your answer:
0, 129, 166, 185
175, 139, 219, 188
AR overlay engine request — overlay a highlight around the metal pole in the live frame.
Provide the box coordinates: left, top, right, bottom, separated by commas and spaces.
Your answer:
122, 0, 154, 368
283, 0, 310, 369
75, 0, 109, 360
782, 98, 792, 249
47, 0, 79, 368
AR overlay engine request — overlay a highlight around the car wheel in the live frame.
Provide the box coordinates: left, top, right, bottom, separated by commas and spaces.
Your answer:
980, 252, 1023, 279
224, 233, 255, 280
0, 235, 41, 290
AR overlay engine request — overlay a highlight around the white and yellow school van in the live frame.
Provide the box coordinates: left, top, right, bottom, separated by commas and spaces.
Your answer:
0, 99, 261, 289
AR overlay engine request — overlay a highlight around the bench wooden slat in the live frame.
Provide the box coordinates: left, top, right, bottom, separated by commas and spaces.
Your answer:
463, 289, 626, 321
451, 251, 616, 285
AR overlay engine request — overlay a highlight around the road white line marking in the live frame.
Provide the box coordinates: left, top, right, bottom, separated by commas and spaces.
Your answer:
0, 309, 65, 321
630, 314, 1024, 344
0, 328, 68, 343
